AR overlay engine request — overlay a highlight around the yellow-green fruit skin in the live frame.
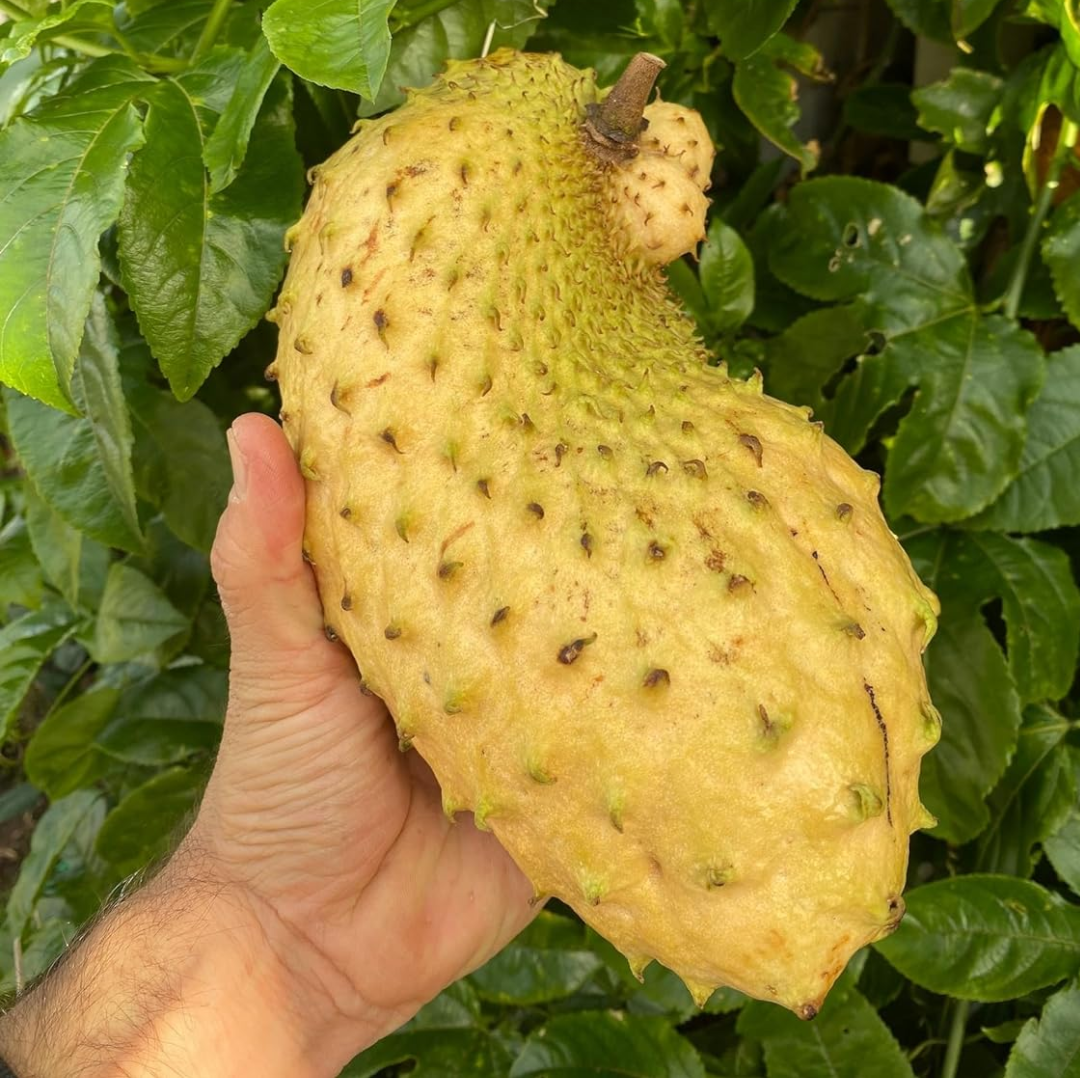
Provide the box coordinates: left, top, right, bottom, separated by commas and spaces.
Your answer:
272, 50, 941, 1017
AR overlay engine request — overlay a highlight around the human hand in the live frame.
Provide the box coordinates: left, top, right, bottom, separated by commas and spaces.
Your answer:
191, 411, 537, 1067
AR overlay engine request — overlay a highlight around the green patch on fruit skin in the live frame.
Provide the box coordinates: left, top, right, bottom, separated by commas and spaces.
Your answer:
849, 783, 885, 822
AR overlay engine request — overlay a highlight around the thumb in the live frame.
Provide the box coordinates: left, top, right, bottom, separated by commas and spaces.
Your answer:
211, 413, 358, 709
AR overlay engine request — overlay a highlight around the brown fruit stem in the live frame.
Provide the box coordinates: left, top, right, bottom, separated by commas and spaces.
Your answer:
583, 52, 666, 161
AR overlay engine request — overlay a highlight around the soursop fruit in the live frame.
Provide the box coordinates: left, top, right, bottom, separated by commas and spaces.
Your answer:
269, 49, 941, 1018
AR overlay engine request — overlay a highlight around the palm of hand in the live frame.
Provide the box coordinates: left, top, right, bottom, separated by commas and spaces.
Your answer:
196, 413, 534, 1042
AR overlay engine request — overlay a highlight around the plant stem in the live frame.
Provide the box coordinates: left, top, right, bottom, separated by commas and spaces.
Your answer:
942, 999, 970, 1079
191, 0, 234, 62
1005, 116, 1080, 320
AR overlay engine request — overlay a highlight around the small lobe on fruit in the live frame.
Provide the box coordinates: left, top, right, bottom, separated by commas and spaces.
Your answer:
384, 624, 402, 640
682, 420, 695, 433
438, 560, 463, 580
558, 632, 597, 665
682, 459, 707, 479
796, 1003, 819, 1021
597, 444, 613, 459
843, 622, 866, 640
324, 625, 339, 642
746, 491, 769, 510
836, 502, 854, 522
527, 502, 545, 519
643, 668, 670, 688
646, 460, 669, 477
341, 594, 353, 611
728, 574, 751, 593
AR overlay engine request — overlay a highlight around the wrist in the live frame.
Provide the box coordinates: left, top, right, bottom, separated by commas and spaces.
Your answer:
0, 846, 371, 1077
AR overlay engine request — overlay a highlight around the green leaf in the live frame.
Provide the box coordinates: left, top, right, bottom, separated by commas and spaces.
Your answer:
469, 942, 603, 1006
91, 563, 189, 664
203, 34, 281, 194
976, 704, 1078, 877
952, 0, 1006, 38
771, 178, 1045, 522
263, 0, 395, 97
119, 63, 303, 400
1061, 0, 1080, 68
0, 781, 40, 824
0, 516, 43, 612
941, 533, 1077, 703
906, 530, 1022, 842
737, 977, 913, 1078
7, 789, 104, 938
967, 345, 1080, 531
0, 602, 78, 739
704, 0, 799, 59
0, 57, 151, 410
360, 0, 549, 116
1044, 190, 1080, 329
0, 0, 114, 68
913, 68, 1004, 153
70, 294, 143, 548
874, 875, 1080, 1001
95, 667, 225, 766
24, 687, 119, 799
125, 382, 231, 554
4, 385, 143, 554
698, 219, 755, 333
733, 34, 827, 175
23, 480, 109, 611
510, 1011, 705, 1077
762, 305, 868, 412
117, 0, 260, 56
95, 765, 207, 876
886, 0, 954, 41
1045, 751, 1080, 895
1007, 979, 1080, 1077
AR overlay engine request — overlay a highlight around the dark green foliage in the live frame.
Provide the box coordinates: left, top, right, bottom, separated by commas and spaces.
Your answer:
0, 1, 1077, 1076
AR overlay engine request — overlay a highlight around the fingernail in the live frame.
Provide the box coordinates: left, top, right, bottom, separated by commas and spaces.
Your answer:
226, 427, 249, 503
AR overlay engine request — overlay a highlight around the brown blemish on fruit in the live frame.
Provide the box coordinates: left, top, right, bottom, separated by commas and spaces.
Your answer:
491, 606, 510, 626
438, 560, 463, 580
646, 460, 669, 477
728, 574, 751, 593
739, 434, 763, 467
580, 530, 594, 557
747, 490, 769, 510
863, 681, 893, 825
648, 541, 666, 560
365, 372, 390, 389
324, 625, 339, 642
384, 624, 402, 640
682, 459, 707, 479
341, 594, 353, 611
264, 364, 278, 381
477, 479, 491, 499
643, 668, 670, 688
844, 622, 866, 640
340, 267, 353, 287
555, 442, 568, 466
836, 502, 853, 522
682, 420, 695, 433
527, 502, 545, 519
705, 550, 725, 573
380, 428, 402, 452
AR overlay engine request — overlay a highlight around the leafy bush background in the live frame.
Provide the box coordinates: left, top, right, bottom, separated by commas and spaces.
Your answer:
0, 0, 1079, 1076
